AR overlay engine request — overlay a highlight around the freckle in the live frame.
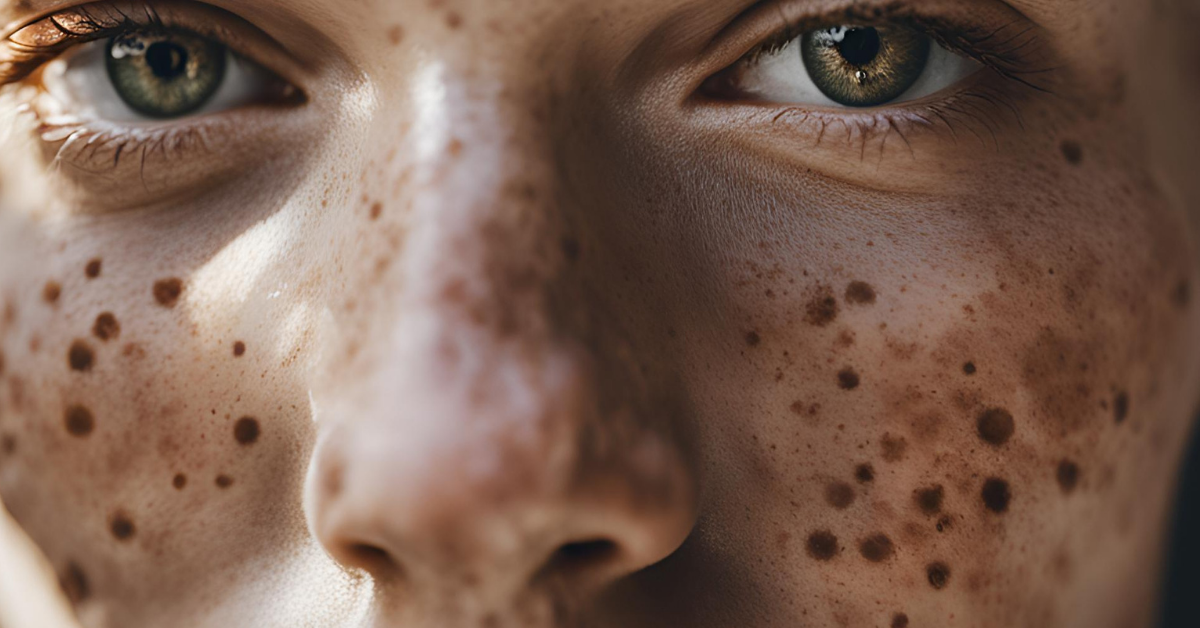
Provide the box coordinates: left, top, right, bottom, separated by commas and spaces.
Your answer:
855, 463, 875, 483
1060, 140, 1084, 165
981, 478, 1011, 513
859, 533, 894, 562
745, 331, 761, 347
976, 408, 1015, 446
92, 312, 120, 342
84, 258, 102, 279
386, 24, 404, 46
844, 281, 877, 305
561, 237, 581, 262
445, 11, 463, 28
825, 481, 856, 509
804, 285, 839, 327
152, 278, 183, 308
64, 405, 94, 437
1173, 279, 1191, 309
233, 417, 260, 445
881, 433, 907, 462
963, 361, 977, 375
914, 485, 944, 515
1113, 391, 1130, 424
806, 530, 839, 561
837, 367, 860, 390
68, 340, 95, 372
891, 613, 909, 628
233, 341, 246, 357
369, 202, 383, 221
1057, 460, 1080, 494
109, 512, 135, 541
59, 561, 89, 605
215, 475, 234, 489
43, 281, 62, 304
1, 433, 16, 455
172, 474, 187, 490
927, 562, 951, 589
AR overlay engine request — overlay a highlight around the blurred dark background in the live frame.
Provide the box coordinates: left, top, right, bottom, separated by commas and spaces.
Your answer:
1162, 419, 1200, 628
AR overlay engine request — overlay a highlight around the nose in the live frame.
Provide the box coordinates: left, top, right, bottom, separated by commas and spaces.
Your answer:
304, 55, 697, 615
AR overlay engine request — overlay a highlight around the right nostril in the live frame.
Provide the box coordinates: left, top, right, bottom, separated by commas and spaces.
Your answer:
342, 542, 398, 576
541, 539, 620, 582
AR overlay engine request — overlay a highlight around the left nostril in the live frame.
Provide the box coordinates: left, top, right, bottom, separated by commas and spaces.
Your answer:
538, 538, 621, 584
338, 542, 400, 579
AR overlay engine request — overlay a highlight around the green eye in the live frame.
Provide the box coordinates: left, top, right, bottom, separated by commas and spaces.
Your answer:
106, 30, 227, 119
800, 25, 932, 108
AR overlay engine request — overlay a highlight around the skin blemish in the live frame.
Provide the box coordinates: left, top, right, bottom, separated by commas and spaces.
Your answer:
1173, 279, 1191, 310
68, 340, 95, 372
561, 237, 581, 263
84, 258, 102, 279
42, 281, 61, 305
844, 281, 877, 305
963, 361, 977, 375
172, 474, 187, 490
2, 433, 17, 455
109, 512, 135, 541
152, 278, 184, 308
936, 515, 953, 532
369, 202, 383, 221
386, 24, 404, 46
927, 562, 951, 589
92, 312, 120, 342
233, 417, 260, 445
804, 285, 839, 327
855, 463, 875, 483
64, 405, 94, 437
58, 561, 89, 605
233, 341, 246, 357
745, 331, 761, 347
445, 11, 463, 28
1057, 460, 1080, 494
914, 485, 944, 515
1060, 140, 1084, 165
806, 530, 839, 561
1113, 391, 1130, 424
858, 533, 895, 562
981, 478, 1012, 513
825, 481, 856, 509
836, 367, 860, 390
215, 474, 234, 488
891, 614, 909, 628
881, 433, 908, 462
976, 408, 1015, 446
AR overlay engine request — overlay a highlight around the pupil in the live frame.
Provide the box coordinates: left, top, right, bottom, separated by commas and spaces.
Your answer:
838, 28, 881, 66
145, 42, 188, 80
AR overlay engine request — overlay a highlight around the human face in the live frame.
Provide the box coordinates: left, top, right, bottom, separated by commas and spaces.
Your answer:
0, 0, 1198, 626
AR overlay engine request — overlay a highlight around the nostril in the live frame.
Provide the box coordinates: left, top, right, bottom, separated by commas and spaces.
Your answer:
539, 538, 621, 584
339, 542, 399, 577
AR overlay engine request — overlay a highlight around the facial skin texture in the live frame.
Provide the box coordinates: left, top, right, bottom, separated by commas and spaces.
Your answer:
0, 0, 1199, 627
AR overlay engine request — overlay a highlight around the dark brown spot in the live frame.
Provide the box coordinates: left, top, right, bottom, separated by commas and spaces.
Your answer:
84, 259, 102, 279
233, 341, 246, 357
891, 614, 909, 628
914, 485, 944, 515
745, 331, 761, 347
1060, 140, 1084, 165
369, 202, 383, 220
68, 340, 94, 372
859, 533, 894, 562
152, 278, 183, 308
1056, 460, 1080, 494
59, 561, 89, 605
109, 512, 135, 540
43, 281, 62, 304
844, 281, 877, 305
837, 368, 860, 390
1113, 391, 1130, 424
825, 481, 856, 509
233, 417, 260, 445
982, 478, 1011, 513
92, 312, 120, 342
804, 285, 839, 327
1173, 280, 1191, 309
855, 463, 875, 483
976, 408, 1015, 446
936, 515, 952, 532
963, 361, 977, 375
215, 474, 234, 488
1, 433, 16, 455
1021, 328, 1103, 435
172, 474, 187, 490
881, 433, 907, 462
561, 237, 580, 262
64, 405, 94, 437
806, 530, 839, 561
927, 562, 951, 589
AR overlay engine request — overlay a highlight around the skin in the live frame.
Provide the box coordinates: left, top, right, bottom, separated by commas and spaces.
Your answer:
0, 0, 1199, 626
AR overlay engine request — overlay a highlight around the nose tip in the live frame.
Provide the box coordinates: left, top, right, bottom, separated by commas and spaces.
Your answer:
305, 351, 697, 600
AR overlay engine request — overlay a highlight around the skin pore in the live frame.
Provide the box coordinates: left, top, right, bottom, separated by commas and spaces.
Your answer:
0, 0, 1199, 626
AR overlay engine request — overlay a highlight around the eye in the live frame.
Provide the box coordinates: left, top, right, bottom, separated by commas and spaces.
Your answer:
708, 23, 983, 109
40, 27, 295, 123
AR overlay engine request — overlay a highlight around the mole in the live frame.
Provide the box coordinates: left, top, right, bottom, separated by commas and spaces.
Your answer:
927, 562, 951, 589
855, 463, 875, 483
1057, 460, 1080, 494
976, 408, 1015, 446
369, 202, 383, 220
963, 362, 977, 375
42, 281, 61, 304
215, 475, 234, 488
825, 482, 856, 509
745, 331, 761, 347
1113, 391, 1130, 424
859, 534, 895, 562
84, 259, 102, 279
982, 478, 1012, 513
92, 313, 120, 341
806, 530, 839, 561
109, 512, 135, 541
914, 485, 944, 515
837, 368, 860, 390
153, 278, 184, 308
233, 341, 246, 357
804, 286, 839, 327
68, 340, 94, 372
234, 417, 260, 445
1060, 140, 1084, 165
173, 474, 187, 490
64, 405, 94, 437
844, 281, 877, 305
891, 614, 909, 628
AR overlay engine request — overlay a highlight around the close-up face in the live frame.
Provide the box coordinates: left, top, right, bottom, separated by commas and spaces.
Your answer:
0, 0, 1198, 627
